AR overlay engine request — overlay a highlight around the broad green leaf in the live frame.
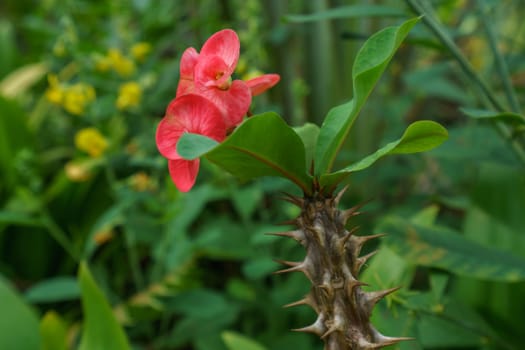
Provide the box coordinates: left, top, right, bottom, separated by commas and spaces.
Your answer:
293, 122, 319, 169
460, 107, 525, 124
452, 163, 525, 337
78, 262, 131, 350
40, 311, 68, 350
380, 217, 525, 282
360, 245, 413, 288
177, 133, 219, 160
320, 120, 447, 187
25, 276, 80, 303
222, 331, 267, 350
0, 275, 40, 350
315, 18, 419, 176
206, 113, 312, 193
285, 4, 405, 22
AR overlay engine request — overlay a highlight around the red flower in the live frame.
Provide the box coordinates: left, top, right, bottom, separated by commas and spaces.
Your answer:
157, 29, 281, 192
156, 94, 226, 192
176, 29, 280, 128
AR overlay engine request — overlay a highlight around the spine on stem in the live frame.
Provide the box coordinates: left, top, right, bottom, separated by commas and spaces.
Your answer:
273, 187, 410, 350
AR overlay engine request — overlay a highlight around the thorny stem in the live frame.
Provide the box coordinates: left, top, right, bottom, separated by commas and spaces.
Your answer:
405, 0, 525, 165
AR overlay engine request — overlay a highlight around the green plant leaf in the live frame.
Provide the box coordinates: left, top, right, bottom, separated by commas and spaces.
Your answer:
0, 275, 40, 350
177, 133, 219, 160
285, 4, 405, 23
205, 113, 312, 193
460, 107, 525, 124
78, 262, 131, 350
380, 217, 525, 282
222, 331, 267, 350
314, 18, 419, 177
293, 122, 319, 170
25, 276, 80, 303
320, 120, 447, 187
40, 311, 68, 350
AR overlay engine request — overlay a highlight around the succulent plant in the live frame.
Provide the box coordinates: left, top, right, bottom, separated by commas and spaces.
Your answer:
273, 188, 411, 349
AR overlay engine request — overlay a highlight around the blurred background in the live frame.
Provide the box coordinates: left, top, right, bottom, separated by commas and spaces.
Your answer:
1, 0, 525, 349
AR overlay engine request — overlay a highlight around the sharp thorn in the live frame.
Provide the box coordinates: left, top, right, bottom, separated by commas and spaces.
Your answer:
273, 265, 304, 275
356, 250, 378, 272
276, 218, 299, 226
321, 325, 339, 339
273, 259, 301, 267
371, 326, 414, 346
366, 286, 401, 307
292, 325, 322, 336
340, 226, 360, 247
279, 192, 304, 207
265, 230, 305, 244
284, 297, 309, 308
354, 233, 386, 248
341, 199, 372, 223
333, 184, 350, 206
292, 315, 326, 336
347, 279, 369, 293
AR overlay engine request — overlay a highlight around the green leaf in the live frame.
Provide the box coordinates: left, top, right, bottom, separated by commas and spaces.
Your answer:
460, 107, 525, 124
0, 275, 40, 350
320, 120, 447, 187
380, 217, 525, 282
314, 18, 419, 177
222, 331, 267, 350
25, 276, 80, 303
40, 311, 68, 350
293, 122, 319, 169
285, 4, 405, 23
177, 133, 219, 160
206, 113, 312, 193
78, 262, 131, 350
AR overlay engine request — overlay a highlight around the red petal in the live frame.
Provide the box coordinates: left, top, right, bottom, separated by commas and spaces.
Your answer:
168, 158, 200, 192
196, 80, 251, 128
180, 47, 199, 79
176, 78, 195, 97
200, 29, 239, 75
245, 74, 280, 96
194, 55, 231, 88
156, 95, 227, 160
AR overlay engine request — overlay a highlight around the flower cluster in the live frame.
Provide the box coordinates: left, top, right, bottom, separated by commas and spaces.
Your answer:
156, 29, 279, 192
45, 75, 96, 116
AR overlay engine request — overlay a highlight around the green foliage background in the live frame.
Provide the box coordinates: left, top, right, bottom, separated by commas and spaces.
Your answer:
1, 0, 525, 349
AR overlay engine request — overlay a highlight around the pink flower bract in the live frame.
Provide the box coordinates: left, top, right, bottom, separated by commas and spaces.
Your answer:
156, 94, 226, 192
176, 29, 280, 128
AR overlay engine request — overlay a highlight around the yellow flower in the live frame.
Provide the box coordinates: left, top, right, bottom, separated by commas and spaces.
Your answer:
94, 54, 112, 72
64, 160, 92, 182
116, 81, 142, 110
93, 228, 115, 246
131, 42, 152, 62
129, 171, 155, 192
45, 74, 64, 104
75, 128, 109, 158
107, 48, 136, 77
62, 83, 96, 116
